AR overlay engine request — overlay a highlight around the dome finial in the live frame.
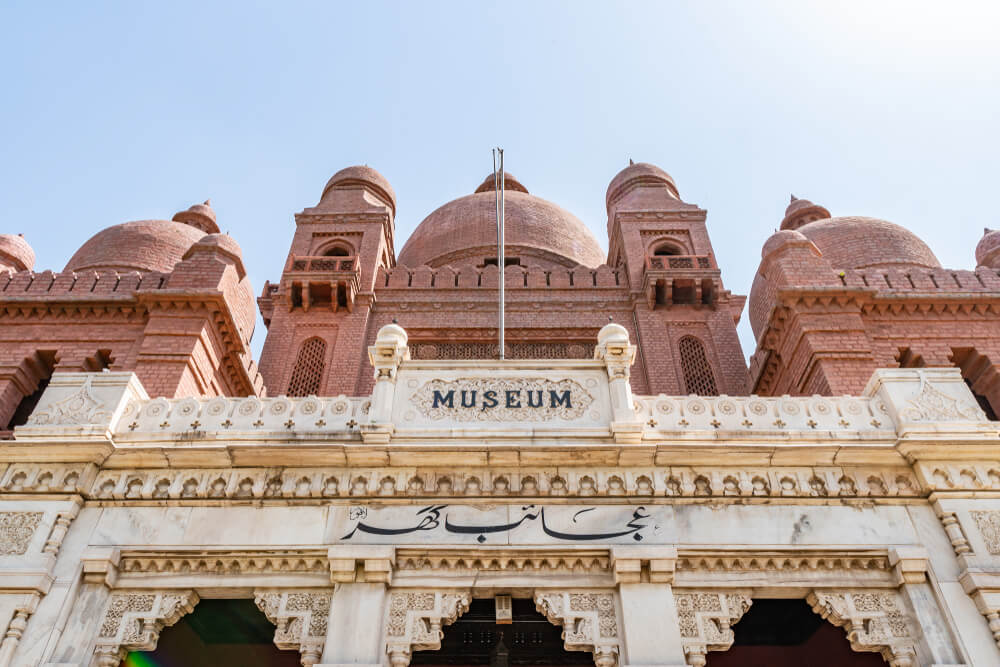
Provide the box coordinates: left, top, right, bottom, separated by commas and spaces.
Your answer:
172, 200, 220, 234
780, 195, 830, 231
629, 158, 634, 166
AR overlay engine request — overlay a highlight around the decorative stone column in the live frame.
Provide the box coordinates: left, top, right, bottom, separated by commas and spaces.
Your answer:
0, 593, 39, 667
319, 546, 395, 667
611, 547, 687, 666
594, 323, 641, 444
362, 324, 409, 443
45, 546, 121, 666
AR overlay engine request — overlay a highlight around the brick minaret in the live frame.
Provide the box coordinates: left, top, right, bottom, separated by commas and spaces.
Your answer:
257, 166, 396, 397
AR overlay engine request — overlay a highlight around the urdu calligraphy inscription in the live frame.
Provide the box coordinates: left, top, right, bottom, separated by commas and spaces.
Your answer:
411, 377, 593, 422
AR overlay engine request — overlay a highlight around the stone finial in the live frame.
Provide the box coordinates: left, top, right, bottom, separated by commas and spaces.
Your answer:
172, 200, 220, 234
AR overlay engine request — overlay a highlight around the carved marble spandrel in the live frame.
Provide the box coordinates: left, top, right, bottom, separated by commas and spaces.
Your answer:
807, 589, 917, 667
255, 589, 333, 667
385, 590, 470, 667
534, 591, 620, 667
673, 591, 751, 666
92, 590, 198, 667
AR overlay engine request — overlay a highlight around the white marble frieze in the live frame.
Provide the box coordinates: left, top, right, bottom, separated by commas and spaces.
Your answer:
328, 504, 673, 545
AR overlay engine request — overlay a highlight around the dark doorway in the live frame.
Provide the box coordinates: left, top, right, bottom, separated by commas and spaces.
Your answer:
411, 598, 591, 667
707, 599, 886, 667
123, 599, 300, 667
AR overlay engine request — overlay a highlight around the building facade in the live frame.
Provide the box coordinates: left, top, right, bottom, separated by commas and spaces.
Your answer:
1, 163, 1000, 666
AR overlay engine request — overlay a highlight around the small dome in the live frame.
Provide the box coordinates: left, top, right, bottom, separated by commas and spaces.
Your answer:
976, 228, 1000, 268
797, 216, 940, 270
172, 200, 220, 234
65, 220, 205, 274
398, 176, 605, 269
606, 162, 679, 211
0, 234, 35, 272
761, 228, 810, 258
780, 195, 831, 231
473, 171, 529, 194
320, 165, 396, 215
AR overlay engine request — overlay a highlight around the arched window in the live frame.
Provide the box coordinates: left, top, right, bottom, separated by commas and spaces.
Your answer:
321, 242, 353, 257
287, 337, 327, 397
679, 336, 718, 396
653, 243, 682, 256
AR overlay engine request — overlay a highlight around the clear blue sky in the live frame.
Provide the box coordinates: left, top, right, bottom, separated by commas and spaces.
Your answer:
2, 1, 998, 360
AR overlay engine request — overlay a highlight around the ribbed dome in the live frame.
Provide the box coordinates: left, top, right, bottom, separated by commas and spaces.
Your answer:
397, 174, 606, 268
0, 234, 35, 272
65, 220, 205, 274
797, 216, 940, 270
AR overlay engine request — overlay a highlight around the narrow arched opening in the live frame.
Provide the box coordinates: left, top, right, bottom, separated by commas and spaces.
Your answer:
124, 599, 299, 667
706, 599, 887, 667
411, 598, 590, 666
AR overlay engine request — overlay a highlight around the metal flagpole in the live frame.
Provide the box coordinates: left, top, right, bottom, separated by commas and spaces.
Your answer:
493, 148, 506, 360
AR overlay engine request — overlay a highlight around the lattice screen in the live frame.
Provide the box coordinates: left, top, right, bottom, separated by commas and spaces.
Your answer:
679, 336, 718, 396
287, 337, 327, 397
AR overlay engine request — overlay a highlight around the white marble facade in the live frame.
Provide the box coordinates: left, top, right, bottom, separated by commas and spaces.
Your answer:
2, 324, 1000, 666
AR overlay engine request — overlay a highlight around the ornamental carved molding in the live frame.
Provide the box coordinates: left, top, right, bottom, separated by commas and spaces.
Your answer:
533, 591, 620, 667
411, 378, 593, 422
394, 548, 611, 575
118, 549, 329, 577
0, 511, 43, 555
0, 463, 94, 495
27, 377, 111, 426
254, 589, 334, 667
807, 589, 917, 667
385, 590, 471, 667
971, 510, 1000, 554
674, 591, 751, 667
82, 465, 923, 501
93, 590, 199, 667
903, 376, 985, 422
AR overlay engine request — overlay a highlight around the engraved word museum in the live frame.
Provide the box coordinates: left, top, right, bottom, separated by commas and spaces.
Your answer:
3, 162, 1000, 666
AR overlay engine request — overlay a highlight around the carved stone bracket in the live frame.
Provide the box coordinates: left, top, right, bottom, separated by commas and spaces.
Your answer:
534, 591, 620, 667
92, 590, 198, 667
959, 570, 1000, 651
385, 590, 471, 667
807, 589, 917, 667
254, 589, 334, 667
673, 591, 751, 667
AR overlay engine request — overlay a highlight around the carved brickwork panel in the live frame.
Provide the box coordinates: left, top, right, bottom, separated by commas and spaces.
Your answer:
674, 591, 751, 667
254, 589, 333, 667
534, 591, 620, 667
0, 511, 43, 555
807, 590, 916, 667
385, 590, 471, 667
93, 590, 199, 667
971, 510, 1000, 554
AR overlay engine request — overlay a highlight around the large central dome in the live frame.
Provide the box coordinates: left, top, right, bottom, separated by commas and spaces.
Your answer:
397, 173, 605, 268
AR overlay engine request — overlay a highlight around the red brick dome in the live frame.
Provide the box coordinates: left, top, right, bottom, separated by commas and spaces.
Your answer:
65, 219, 205, 274
0, 233, 35, 272
397, 174, 606, 268
606, 162, 679, 211
797, 216, 940, 270
320, 166, 396, 215
976, 228, 1000, 268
